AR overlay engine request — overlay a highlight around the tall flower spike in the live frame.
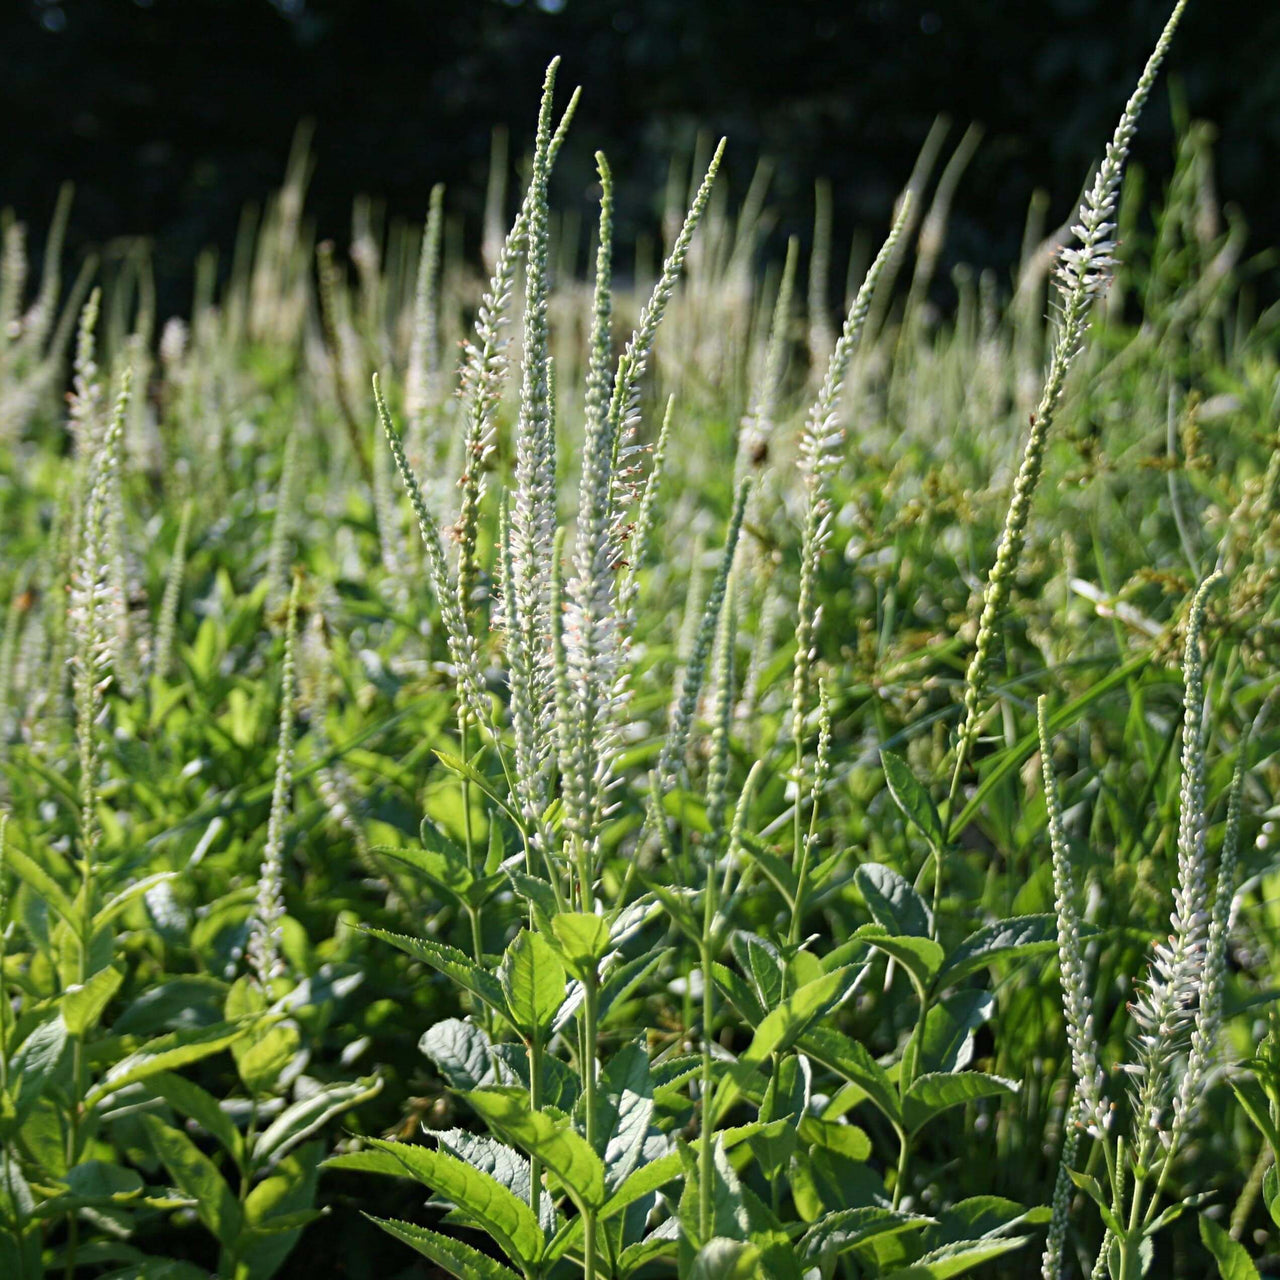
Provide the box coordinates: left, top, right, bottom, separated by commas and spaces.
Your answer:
705, 574, 737, 850
952, 0, 1189, 783
507, 58, 564, 829
1130, 570, 1223, 1156
1170, 724, 1249, 1142
454, 83, 580, 618
373, 374, 490, 732
1038, 696, 1108, 1136
405, 181, 445, 469
792, 194, 913, 748
561, 153, 618, 849
658, 479, 750, 792
247, 575, 299, 990
606, 139, 726, 548
153, 500, 192, 679
736, 235, 798, 489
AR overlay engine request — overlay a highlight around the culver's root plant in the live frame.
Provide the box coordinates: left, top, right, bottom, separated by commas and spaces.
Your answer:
2, 0, 1278, 1276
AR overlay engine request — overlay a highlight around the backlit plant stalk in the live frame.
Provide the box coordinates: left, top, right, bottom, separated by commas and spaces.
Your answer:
947, 0, 1190, 831
247, 574, 300, 991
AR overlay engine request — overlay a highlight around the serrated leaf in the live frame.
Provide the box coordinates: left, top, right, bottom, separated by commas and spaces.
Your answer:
892, 1234, 1034, 1278
880, 750, 945, 851
499, 930, 566, 1039
935, 916, 1061, 987
8, 1014, 68, 1130
549, 913, 611, 979
420, 1018, 495, 1091
803, 1025, 901, 1126
147, 1072, 244, 1168
338, 1137, 543, 1266
902, 1072, 1019, 1136
467, 1086, 607, 1212
596, 1041, 655, 1191
364, 1215, 524, 1280
363, 927, 505, 1013
799, 1206, 932, 1261
856, 863, 932, 938
856, 925, 944, 997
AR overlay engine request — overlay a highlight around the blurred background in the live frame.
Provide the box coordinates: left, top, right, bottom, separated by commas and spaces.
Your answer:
3, 0, 1277, 317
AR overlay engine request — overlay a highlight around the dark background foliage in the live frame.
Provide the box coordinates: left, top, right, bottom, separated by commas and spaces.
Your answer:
3, 0, 1277, 315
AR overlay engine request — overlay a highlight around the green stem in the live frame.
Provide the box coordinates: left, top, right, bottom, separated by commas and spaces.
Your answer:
892, 1126, 911, 1210
529, 1038, 544, 1227
699, 833, 719, 1241
582, 970, 600, 1280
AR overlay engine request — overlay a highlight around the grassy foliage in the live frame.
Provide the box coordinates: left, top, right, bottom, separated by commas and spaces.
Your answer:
1, 5, 1279, 1277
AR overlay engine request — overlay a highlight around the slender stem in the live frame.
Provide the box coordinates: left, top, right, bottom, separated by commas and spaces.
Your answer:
582, 969, 600, 1280
892, 1127, 911, 1210
699, 831, 718, 1241
529, 1038, 544, 1226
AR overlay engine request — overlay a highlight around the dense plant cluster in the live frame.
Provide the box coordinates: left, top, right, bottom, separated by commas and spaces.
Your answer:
2, 3, 1279, 1277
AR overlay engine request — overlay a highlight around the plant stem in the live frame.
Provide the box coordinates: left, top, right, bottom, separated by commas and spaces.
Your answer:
529, 1038, 543, 1226
582, 968, 600, 1280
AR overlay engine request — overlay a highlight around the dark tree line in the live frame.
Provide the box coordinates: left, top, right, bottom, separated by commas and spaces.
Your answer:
3, 0, 1276, 316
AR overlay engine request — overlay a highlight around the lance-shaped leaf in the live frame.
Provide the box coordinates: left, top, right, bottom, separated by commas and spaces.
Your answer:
467, 1086, 607, 1213
902, 1072, 1020, 1137
799, 1206, 933, 1263
327, 1136, 544, 1267
855, 863, 932, 939
880, 750, 945, 852
363, 927, 505, 1014
140, 1114, 242, 1248
499, 929, 566, 1039
365, 1216, 524, 1280
254, 1076, 382, 1165
934, 915, 1061, 988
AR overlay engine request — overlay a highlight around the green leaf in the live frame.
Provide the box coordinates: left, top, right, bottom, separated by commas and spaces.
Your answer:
856, 925, 945, 997
912, 991, 994, 1079
689, 1238, 762, 1279
499, 930, 566, 1039
935, 916, 1061, 988
800, 1026, 902, 1126
880, 750, 945, 851
891, 1234, 1034, 1278
364, 1215, 523, 1280
62, 965, 124, 1036
373, 843, 473, 902
92, 873, 178, 932
363, 927, 505, 1014
1199, 1215, 1261, 1280
855, 863, 932, 938
8, 1014, 68, 1130
740, 966, 859, 1069
799, 1206, 932, 1262
253, 1076, 382, 1165
712, 962, 767, 1026
467, 1086, 607, 1212
596, 1041, 655, 1191
902, 1072, 1019, 1136
139, 1113, 243, 1248
420, 1018, 495, 1091
1230, 1079, 1280, 1156
84, 1019, 258, 1109
549, 912, 611, 979
434, 750, 520, 825
3, 843, 76, 928
147, 1072, 244, 1168
334, 1137, 543, 1266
